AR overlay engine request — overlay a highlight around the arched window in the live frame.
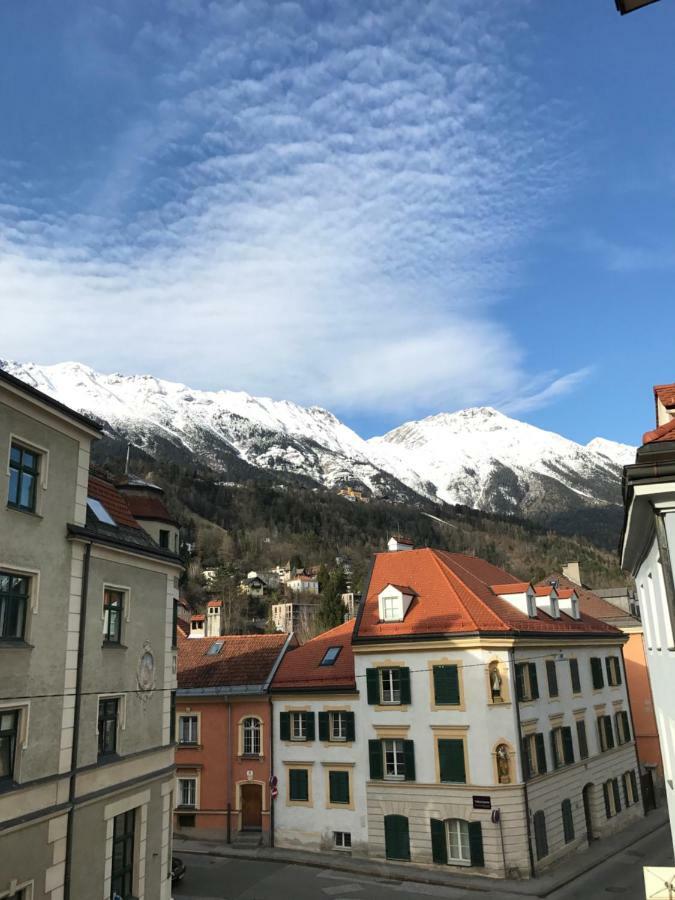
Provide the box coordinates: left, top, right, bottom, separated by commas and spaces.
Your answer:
495, 743, 511, 784
488, 662, 503, 701
242, 717, 261, 756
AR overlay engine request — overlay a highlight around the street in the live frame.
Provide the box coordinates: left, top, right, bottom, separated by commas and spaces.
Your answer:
174, 819, 673, 900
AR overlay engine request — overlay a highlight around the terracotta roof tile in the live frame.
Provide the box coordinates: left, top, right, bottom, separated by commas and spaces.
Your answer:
537, 574, 638, 626
124, 494, 177, 525
272, 620, 356, 691
643, 418, 675, 445
87, 475, 141, 529
178, 632, 290, 690
655, 384, 675, 409
491, 582, 531, 594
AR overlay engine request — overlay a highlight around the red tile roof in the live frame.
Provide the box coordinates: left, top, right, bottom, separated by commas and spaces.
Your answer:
537, 574, 635, 625
124, 493, 177, 525
491, 582, 531, 594
88, 475, 141, 529
207, 600, 223, 607
386, 583, 418, 596
355, 549, 621, 640
178, 631, 291, 690
643, 418, 675, 445
655, 384, 675, 410
190, 615, 205, 622
534, 585, 555, 597
272, 620, 356, 692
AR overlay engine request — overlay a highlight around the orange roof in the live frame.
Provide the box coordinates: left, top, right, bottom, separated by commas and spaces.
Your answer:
207, 599, 223, 607
655, 384, 675, 409
491, 582, 531, 595
190, 614, 205, 622
124, 493, 177, 525
178, 631, 291, 689
537, 574, 633, 624
354, 549, 621, 640
272, 620, 356, 692
643, 418, 675, 445
534, 585, 555, 597
88, 475, 141, 529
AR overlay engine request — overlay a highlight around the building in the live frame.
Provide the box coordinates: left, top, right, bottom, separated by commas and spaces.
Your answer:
240, 575, 268, 599
341, 592, 359, 620
115, 476, 181, 554
271, 601, 316, 634
175, 631, 295, 844
538, 571, 662, 796
286, 574, 320, 594
350, 546, 642, 877
206, 599, 223, 637
0, 368, 181, 900
188, 614, 205, 638
271, 620, 366, 853
621, 381, 675, 856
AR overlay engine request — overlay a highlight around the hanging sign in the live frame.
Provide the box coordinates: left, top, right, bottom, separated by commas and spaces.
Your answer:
473, 795, 492, 810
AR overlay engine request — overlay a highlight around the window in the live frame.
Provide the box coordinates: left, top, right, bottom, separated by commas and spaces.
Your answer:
320, 646, 342, 666
366, 667, 410, 705
159, 529, 170, 549
433, 665, 460, 706
334, 831, 351, 850
170, 691, 176, 744
546, 660, 559, 698
177, 813, 195, 828
438, 738, 466, 783
576, 719, 589, 759
569, 658, 581, 694
291, 712, 308, 741
606, 656, 622, 687
522, 733, 547, 779
515, 662, 539, 702
0, 572, 29, 640
206, 640, 224, 655
0, 709, 19, 780
488, 661, 503, 702
385, 814, 410, 861
280, 711, 315, 742
597, 715, 615, 752
603, 778, 622, 818
8, 443, 40, 512
381, 668, 401, 704
111, 809, 135, 900
623, 769, 639, 807
431, 819, 484, 867
533, 810, 548, 860
615, 711, 631, 745
178, 715, 198, 745
446, 819, 471, 865
178, 777, 196, 807
562, 799, 575, 844
98, 698, 119, 757
382, 594, 401, 621
172, 598, 178, 649
103, 589, 124, 643
242, 717, 261, 756
330, 712, 347, 741
590, 657, 605, 690
288, 768, 309, 802
550, 726, 574, 769
328, 770, 350, 804
87, 497, 116, 526
384, 739, 406, 779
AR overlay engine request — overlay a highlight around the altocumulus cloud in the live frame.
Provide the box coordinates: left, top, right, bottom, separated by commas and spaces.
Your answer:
0, 0, 584, 416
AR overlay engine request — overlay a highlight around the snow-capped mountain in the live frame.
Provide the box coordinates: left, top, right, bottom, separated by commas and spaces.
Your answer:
0, 360, 635, 534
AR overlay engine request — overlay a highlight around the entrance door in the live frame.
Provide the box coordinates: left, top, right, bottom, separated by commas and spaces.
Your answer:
384, 814, 410, 861
582, 783, 595, 842
241, 783, 262, 831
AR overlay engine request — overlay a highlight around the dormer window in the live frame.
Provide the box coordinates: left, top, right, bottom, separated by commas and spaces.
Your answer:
382, 594, 401, 621
377, 584, 415, 622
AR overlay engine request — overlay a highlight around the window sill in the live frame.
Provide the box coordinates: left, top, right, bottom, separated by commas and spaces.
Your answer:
240, 754, 264, 760
0, 639, 33, 650
6, 504, 42, 519
178, 742, 202, 749
97, 752, 121, 765
102, 642, 128, 649
0, 778, 18, 796
175, 804, 197, 811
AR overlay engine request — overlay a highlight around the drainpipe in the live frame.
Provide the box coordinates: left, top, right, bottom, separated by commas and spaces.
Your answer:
269, 695, 274, 848
64, 540, 92, 900
509, 649, 535, 879
227, 700, 232, 844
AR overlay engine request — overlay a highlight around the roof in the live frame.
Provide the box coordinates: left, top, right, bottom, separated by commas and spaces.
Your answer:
88, 475, 141, 529
191, 615, 205, 621
655, 384, 675, 410
383, 583, 417, 596
491, 582, 531, 595
178, 631, 291, 690
272, 620, 356, 692
643, 417, 675, 445
123, 493, 178, 526
207, 600, 223, 607
0, 365, 102, 434
354, 549, 622, 641
537, 574, 640, 630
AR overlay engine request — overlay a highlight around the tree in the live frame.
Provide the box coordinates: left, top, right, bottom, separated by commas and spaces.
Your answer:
317, 568, 348, 632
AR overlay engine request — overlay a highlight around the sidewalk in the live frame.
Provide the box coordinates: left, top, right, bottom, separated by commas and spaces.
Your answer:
174, 806, 669, 898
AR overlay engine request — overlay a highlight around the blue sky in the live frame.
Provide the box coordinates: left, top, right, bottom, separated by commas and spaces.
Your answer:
0, 0, 673, 444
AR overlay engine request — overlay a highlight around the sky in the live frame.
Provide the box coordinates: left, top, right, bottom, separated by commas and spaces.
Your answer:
0, 0, 674, 444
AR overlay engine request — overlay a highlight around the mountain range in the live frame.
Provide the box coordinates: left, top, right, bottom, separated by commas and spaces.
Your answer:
1, 360, 635, 543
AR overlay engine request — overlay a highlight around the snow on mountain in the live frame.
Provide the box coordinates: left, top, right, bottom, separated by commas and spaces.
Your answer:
0, 361, 636, 528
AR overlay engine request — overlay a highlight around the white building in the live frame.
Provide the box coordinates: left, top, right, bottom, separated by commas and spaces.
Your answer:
271, 601, 316, 634
287, 574, 319, 594
205, 599, 223, 637
271, 620, 366, 854
188, 614, 205, 638
621, 381, 675, 856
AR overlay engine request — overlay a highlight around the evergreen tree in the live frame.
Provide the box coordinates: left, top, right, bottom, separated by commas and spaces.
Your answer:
317, 568, 348, 631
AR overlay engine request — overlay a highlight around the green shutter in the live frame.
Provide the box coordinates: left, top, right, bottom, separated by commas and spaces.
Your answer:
535, 732, 547, 775
318, 712, 329, 742
562, 799, 574, 843
622, 712, 630, 742
369, 739, 383, 780
570, 658, 581, 693
546, 660, 559, 698
622, 773, 630, 807
521, 737, 531, 780
399, 667, 411, 704
366, 668, 380, 704
384, 815, 410, 861
280, 712, 290, 741
403, 740, 416, 781
562, 727, 574, 765
305, 712, 315, 741
433, 665, 459, 705
516, 664, 525, 701
430, 818, 447, 864
329, 770, 349, 804
630, 770, 638, 804
289, 769, 308, 801
603, 783, 611, 818
346, 711, 355, 742
438, 738, 466, 783
616, 657, 623, 686
605, 716, 615, 750
612, 778, 621, 813
529, 663, 539, 699
577, 719, 588, 759
468, 822, 484, 867
591, 657, 604, 689
533, 811, 548, 860
550, 731, 560, 770
605, 657, 612, 686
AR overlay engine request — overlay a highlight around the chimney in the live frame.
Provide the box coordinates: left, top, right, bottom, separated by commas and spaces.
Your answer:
562, 562, 581, 586
388, 535, 414, 552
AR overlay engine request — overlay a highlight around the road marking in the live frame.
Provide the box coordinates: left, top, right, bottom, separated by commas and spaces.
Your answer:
321, 884, 364, 895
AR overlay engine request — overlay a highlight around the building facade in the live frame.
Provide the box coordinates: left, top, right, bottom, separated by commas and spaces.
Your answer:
0, 368, 181, 900
621, 381, 675, 856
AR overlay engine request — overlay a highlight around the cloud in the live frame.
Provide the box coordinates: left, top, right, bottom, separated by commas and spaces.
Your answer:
0, 0, 576, 417
501, 368, 594, 415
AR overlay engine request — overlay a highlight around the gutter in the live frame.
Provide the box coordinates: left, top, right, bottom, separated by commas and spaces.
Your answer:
64, 540, 92, 900
509, 648, 535, 879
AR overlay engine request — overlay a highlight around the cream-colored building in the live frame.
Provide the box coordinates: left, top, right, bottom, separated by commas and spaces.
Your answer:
0, 369, 181, 900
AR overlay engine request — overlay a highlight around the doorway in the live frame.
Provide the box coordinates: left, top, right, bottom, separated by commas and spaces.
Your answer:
241, 783, 263, 831
384, 814, 411, 861
582, 783, 595, 843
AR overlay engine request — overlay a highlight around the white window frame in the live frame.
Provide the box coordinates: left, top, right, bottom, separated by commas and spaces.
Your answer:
380, 668, 401, 704
383, 738, 405, 780
330, 712, 347, 742
177, 777, 197, 808
333, 831, 352, 850
446, 818, 471, 866
291, 712, 307, 741
243, 717, 261, 755
607, 656, 621, 687
6, 434, 49, 516
178, 714, 199, 745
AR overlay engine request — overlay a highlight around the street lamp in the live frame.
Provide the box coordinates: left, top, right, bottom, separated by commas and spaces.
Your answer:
615, 0, 661, 13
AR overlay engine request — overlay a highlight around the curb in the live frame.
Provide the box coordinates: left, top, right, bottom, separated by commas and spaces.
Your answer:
175, 810, 669, 898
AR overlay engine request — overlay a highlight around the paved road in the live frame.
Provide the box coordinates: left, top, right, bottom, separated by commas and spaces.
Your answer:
173, 820, 673, 900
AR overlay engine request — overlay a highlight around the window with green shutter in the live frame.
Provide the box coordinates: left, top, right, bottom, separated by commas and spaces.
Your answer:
576, 719, 589, 759
433, 665, 460, 705
328, 770, 350, 805
546, 660, 559, 698
515, 662, 539, 701
366, 668, 380, 704
430, 819, 447, 864
438, 738, 466, 783
533, 810, 548, 860
590, 657, 604, 690
562, 799, 574, 844
369, 739, 384, 780
280, 712, 290, 741
468, 822, 484, 867
569, 658, 581, 694
384, 814, 410, 861
289, 769, 309, 802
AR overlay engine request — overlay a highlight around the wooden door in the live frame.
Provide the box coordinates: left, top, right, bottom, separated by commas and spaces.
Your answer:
241, 783, 262, 831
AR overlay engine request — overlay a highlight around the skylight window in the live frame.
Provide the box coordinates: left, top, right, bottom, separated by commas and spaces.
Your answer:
206, 640, 225, 656
87, 498, 117, 526
320, 646, 342, 666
